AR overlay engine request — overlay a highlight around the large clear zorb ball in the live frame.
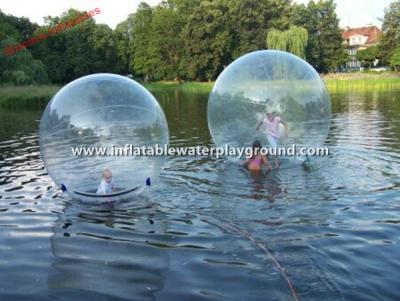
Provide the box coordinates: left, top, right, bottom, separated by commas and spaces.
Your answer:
208, 50, 331, 160
39, 73, 169, 201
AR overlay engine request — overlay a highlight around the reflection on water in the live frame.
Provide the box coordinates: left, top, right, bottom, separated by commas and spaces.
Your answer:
0, 89, 400, 300
49, 202, 170, 300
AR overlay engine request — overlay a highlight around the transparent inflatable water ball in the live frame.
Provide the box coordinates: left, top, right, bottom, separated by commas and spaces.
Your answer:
39, 74, 169, 201
208, 50, 331, 157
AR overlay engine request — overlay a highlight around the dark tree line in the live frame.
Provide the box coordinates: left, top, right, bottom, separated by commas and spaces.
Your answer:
0, 0, 399, 85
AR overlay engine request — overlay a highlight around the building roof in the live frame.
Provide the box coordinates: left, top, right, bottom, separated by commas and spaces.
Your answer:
342, 26, 381, 44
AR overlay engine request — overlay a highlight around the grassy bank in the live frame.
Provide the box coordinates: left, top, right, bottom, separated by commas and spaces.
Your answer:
0, 85, 61, 108
0, 82, 213, 108
1, 72, 399, 108
323, 72, 400, 92
144, 81, 213, 93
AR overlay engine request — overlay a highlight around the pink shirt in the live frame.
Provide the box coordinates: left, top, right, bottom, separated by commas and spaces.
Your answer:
263, 116, 281, 138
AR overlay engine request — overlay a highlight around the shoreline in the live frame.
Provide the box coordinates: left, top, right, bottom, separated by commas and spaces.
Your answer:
322, 72, 400, 91
1, 72, 399, 108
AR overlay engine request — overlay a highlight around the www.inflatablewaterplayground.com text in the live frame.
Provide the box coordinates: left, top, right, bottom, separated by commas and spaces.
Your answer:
71, 144, 330, 158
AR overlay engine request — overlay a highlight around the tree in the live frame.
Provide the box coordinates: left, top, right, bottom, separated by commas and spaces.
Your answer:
379, 1, 400, 64
0, 46, 48, 84
1, 0, 361, 84
0, 19, 48, 85
7, 70, 30, 85
0, 10, 38, 40
266, 25, 308, 58
146, 1, 189, 80
291, 0, 347, 72
267, 28, 288, 51
228, 0, 291, 59
31, 9, 122, 83
0, 18, 20, 40
390, 48, 400, 71
88, 24, 124, 74
131, 2, 154, 81
356, 46, 379, 68
113, 16, 135, 74
182, 0, 233, 81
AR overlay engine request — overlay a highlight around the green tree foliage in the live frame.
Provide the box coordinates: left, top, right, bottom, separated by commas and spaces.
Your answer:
182, 0, 292, 80
113, 16, 135, 74
89, 24, 125, 74
31, 9, 123, 83
379, 1, 400, 64
146, 1, 191, 80
0, 18, 20, 40
0, 10, 38, 40
287, 26, 308, 59
0, 44, 48, 85
291, 0, 347, 72
182, 0, 233, 81
390, 48, 400, 71
0, 13, 48, 84
267, 29, 288, 51
131, 3, 154, 81
266, 25, 308, 58
356, 46, 379, 68
1, 8, 124, 84
228, 0, 291, 59
1, 0, 352, 84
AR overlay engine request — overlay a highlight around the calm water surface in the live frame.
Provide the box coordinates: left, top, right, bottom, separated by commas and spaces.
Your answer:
0, 89, 399, 300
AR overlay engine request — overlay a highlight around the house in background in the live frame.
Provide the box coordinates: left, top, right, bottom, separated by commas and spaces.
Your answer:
342, 25, 381, 70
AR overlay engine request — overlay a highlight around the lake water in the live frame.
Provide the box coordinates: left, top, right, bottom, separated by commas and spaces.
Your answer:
0, 89, 399, 300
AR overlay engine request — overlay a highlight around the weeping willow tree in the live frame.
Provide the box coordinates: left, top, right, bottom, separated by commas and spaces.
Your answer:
266, 29, 288, 51
266, 26, 308, 59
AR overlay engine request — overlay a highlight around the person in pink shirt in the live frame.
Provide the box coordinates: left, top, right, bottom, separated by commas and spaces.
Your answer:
256, 111, 288, 168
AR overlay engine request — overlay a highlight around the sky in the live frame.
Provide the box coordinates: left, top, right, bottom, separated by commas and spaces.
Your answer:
0, 0, 396, 29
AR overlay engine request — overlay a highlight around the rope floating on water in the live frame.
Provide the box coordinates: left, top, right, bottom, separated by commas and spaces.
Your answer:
206, 216, 300, 301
